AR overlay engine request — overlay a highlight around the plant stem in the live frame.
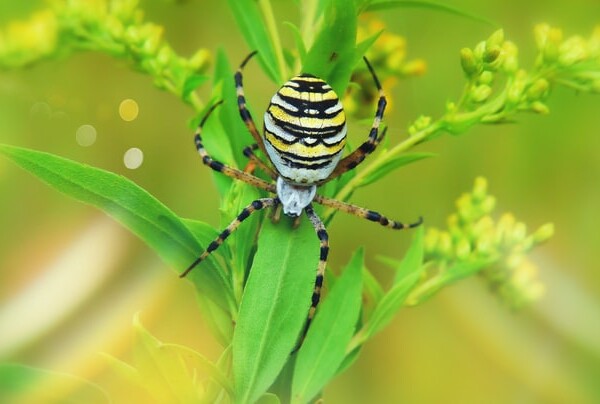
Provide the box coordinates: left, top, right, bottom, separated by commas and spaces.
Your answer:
323, 120, 444, 221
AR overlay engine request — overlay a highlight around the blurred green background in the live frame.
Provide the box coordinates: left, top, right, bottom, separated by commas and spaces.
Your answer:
1, 0, 599, 402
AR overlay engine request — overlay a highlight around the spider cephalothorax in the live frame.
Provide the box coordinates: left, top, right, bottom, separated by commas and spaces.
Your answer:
181, 51, 422, 336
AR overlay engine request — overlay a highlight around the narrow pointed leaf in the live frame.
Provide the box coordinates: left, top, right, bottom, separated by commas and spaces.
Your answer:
292, 249, 364, 404
362, 264, 385, 306
132, 315, 208, 402
303, 0, 359, 95
227, 0, 282, 83
233, 217, 318, 404
0, 144, 234, 311
335, 345, 362, 376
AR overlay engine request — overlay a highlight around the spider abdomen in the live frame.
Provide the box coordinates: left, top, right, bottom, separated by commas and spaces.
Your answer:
263, 74, 347, 184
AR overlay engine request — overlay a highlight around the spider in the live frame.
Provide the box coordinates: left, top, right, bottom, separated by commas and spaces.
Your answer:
181, 51, 422, 335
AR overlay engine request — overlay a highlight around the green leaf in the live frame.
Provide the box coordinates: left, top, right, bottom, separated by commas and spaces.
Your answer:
195, 293, 234, 347
334, 345, 362, 376
303, 0, 359, 95
0, 144, 234, 311
292, 249, 364, 404
219, 179, 263, 297
362, 263, 385, 309
283, 22, 307, 63
257, 393, 282, 404
358, 153, 435, 188
182, 218, 232, 261
365, 0, 498, 27
360, 226, 425, 343
233, 217, 318, 404
129, 314, 232, 402
228, 0, 282, 83
0, 363, 109, 403
392, 226, 425, 285
205, 345, 234, 403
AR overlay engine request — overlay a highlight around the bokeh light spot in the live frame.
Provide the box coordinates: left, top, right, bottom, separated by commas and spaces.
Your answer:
119, 98, 139, 122
124, 147, 144, 169
29, 102, 51, 119
76, 124, 97, 147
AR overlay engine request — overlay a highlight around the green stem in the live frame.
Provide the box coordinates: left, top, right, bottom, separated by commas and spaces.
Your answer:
259, 0, 288, 81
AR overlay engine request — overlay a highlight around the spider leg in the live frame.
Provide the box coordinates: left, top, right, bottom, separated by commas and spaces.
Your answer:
297, 204, 330, 342
180, 198, 278, 277
314, 194, 423, 229
321, 57, 387, 184
242, 143, 278, 179
235, 51, 269, 158
194, 103, 276, 194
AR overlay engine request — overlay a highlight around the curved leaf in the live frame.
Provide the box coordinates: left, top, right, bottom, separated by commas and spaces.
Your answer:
233, 217, 318, 404
0, 363, 109, 403
365, 0, 498, 27
0, 144, 234, 311
228, 0, 282, 83
292, 248, 364, 403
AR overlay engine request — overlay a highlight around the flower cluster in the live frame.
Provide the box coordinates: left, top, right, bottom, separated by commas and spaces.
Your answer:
534, 24, 600, 93
418, 177, 553, 308
343, 16, 426, 118
0, 10, 58, 69
0, 0, 211, 107
442, 25, 600, 133
54, 0, 211, 104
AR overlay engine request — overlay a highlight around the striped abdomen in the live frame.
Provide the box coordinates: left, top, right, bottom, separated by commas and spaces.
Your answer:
263, 74, 347, 184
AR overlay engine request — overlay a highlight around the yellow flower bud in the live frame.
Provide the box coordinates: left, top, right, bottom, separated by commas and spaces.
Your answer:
526, 78, 549, 100
487, 29, 505, 49
559, 35, 587, 66
438, 232, 453, 257
502, 41, 519, 73
530, 101, 550, 114
189, 48, 211, 72
470, 84, 492, 103
460, 47, 479, 77
424, 228, 441, 254
481, 195, 496, 214
532, 223, 554, 244
455, 238, 472, 260
401, 59, 427, 76
472, 176, 488, 201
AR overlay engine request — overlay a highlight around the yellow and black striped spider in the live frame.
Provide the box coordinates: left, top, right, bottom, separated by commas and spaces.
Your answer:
181, 51, 422, 333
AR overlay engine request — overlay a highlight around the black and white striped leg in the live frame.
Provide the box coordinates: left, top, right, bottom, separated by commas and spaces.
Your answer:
324, 56, 387, 183
242, 143, 278, 179
298, 204, 329, 341
180, 198, 278, 278
194, 103, 276, 194
235, 51, 268, 156
314, 194, 423, 230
